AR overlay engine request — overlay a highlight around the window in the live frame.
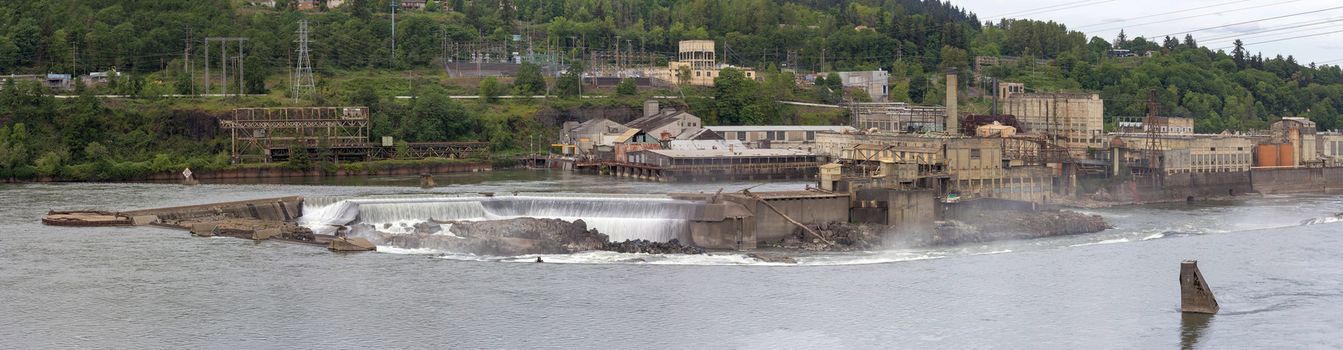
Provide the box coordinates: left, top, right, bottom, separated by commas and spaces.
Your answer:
737, 132, 746, 141
806, 131, 816, 141
970, 149, 981, 159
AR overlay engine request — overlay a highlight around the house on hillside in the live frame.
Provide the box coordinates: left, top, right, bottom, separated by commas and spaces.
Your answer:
400, 0, 428, 10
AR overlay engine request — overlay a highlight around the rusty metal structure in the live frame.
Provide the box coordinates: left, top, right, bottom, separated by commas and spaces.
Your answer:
222, 107, 489, 163
222, 107, 371, 163
848, 102, 947, 132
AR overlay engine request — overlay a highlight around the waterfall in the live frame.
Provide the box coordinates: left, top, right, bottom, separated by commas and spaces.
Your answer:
298, 194, 702, 242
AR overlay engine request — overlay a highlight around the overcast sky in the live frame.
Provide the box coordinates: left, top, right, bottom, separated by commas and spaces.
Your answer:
951, 0, 1343, 65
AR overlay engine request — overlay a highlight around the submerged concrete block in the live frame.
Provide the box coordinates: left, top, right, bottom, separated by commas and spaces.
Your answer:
1180, 260, 1219, 314
328, 237, 376, 252
190, 223, 218, 237
252, 228, 280, 241
130, 215, 159, 226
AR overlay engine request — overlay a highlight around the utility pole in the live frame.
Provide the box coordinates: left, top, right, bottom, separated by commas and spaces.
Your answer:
293, 20, 316, 102
221, 40, 227, 95
205, 40, 210, 94
185, 27, 194, 95
238, 39, 244, 97
204, 37, 249, 97
390, 0, 397, 64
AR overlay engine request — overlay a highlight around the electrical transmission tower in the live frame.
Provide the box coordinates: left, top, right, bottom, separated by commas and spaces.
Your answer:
292, 20, 316, 102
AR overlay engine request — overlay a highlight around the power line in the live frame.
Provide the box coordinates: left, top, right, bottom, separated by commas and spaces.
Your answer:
1094, 0, 1302, 33
1156, 4, 1343, 38
1076, 0, 1254, 29
1215, 28, 1343, 50
1199, 16, 1343, 43
987, 0, 1109, 20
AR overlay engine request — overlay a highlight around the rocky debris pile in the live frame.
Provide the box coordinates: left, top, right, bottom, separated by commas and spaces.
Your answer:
602, 239, 705, 255
376, 218, 610, 256
746, 253, 797, 264
767, 221, 884, 252
891, 210, 1112, 247
1018, 210, 1112, 236
180, 218, 315, 241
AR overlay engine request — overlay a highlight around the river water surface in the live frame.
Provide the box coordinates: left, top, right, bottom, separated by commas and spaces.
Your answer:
2, 170, 1341, 349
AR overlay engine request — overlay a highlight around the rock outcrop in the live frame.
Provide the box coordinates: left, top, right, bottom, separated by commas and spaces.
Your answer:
603, 239, 706, 255
376, 218, 610, 256
889, 209, 1112, 247
766, 221, 884, 252
746, 253, 798, 264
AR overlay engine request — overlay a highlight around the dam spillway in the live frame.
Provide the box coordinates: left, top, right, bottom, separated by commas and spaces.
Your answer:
298, 194, 705, 242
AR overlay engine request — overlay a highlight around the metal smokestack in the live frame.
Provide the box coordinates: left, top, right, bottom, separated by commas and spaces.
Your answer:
946, 68, 958, 134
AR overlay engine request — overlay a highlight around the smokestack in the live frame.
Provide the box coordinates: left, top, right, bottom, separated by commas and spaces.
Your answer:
946, 68, 958, 134
644, 100, 660, 118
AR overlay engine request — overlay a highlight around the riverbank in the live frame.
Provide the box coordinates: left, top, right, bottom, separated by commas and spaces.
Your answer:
2, 158, 492, 183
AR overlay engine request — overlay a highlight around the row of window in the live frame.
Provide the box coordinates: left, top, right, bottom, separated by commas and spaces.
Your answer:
729, 131, 817, 142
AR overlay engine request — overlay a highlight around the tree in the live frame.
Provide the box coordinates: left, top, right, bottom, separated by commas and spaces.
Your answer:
407, 86, 475, 141
909, 75, 929, 103
286, 140, 312, 171
479, 77, 505, 102
1232, 40, 1247, 69
615, 78, 637, 95
712, 68, 760, 125
556, 61, 584, 97
351, 86, 380, 114
513, 62, 546, 95
675, 65, 692, 85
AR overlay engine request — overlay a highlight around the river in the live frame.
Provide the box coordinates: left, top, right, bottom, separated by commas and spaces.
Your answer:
2, 170, 1341, 349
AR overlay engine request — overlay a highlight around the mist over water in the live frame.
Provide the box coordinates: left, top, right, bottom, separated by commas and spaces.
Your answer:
4, 172, 1343, 348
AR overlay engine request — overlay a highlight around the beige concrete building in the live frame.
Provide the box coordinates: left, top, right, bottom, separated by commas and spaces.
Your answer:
1108, 134, 1256, 173
1271, 117, 1318, 167
813, 132, 1056, 201
995, 82, 1025, 100
834, 71, 890, 102
1001, 92, 1105, 158
664, 40, 755, 86
1316, 132, 1343, 166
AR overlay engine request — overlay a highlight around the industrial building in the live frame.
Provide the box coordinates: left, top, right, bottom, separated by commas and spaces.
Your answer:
1000, 92, 1105, 158
1105, 133, 1257, 174
849, 102, 948, 132
813, 131, 1058, 202
662, 40, 756, 86
706, 125, 856, 149
616, 148, 823, 182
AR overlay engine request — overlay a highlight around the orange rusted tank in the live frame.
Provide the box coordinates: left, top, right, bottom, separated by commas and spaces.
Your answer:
1278, 143, 1295, 167
1256, 144, 1279, 167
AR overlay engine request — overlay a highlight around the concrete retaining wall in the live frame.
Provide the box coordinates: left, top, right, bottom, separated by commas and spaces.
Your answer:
1251, 168, 1325, 194
123, 196, 304, 223
851, 189, 935, 234
1325, 168, 1343, 194
1164, 172, 1254, 199
723, 195, 849, 243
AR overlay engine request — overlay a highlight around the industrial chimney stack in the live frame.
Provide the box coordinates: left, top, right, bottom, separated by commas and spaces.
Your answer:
946, 68, 958, 134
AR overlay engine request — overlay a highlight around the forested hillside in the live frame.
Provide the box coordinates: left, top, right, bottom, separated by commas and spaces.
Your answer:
1, 0, 1342, 180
